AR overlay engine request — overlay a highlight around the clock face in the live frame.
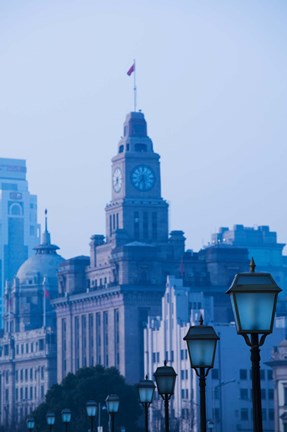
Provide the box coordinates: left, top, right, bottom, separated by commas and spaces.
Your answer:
131, 165, 155, 191
113, 167, 123, 192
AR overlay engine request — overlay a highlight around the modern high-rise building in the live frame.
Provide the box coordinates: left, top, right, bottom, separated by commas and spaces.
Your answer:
0, 158, 40, 323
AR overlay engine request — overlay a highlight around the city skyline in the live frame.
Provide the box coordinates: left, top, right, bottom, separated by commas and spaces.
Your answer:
1, 1, 287, 259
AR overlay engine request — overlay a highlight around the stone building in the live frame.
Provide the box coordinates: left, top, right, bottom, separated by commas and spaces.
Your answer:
0, 158, 40, 324
266, 338, 287, 432
53, 111, 187, 384
0, 213, 64, 427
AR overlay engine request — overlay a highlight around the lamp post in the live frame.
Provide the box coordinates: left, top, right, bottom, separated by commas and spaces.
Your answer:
61, 408, 72, 432
46, 412, 56, 432
106, 394, 119, 432
26, 417, 35, 432
154, 361, 177, 432
137, 375, 155, 432
183, 316, 219, 432
86, 400, 97, 432
226, 258, 281, 432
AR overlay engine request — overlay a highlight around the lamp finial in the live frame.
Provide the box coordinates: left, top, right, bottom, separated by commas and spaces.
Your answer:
250, 257, 256, 273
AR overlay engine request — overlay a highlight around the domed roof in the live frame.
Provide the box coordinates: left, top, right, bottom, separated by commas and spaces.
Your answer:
17, 253, 64, 281
16, 210, 64, 282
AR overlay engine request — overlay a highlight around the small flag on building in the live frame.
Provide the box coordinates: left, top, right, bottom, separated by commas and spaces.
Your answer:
127, 62, 135, 76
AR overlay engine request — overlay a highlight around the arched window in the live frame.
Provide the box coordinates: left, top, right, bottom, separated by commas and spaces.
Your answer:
9, 203, 22, 216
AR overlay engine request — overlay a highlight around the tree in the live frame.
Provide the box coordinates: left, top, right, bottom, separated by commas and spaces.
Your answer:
25, 366, 142, 432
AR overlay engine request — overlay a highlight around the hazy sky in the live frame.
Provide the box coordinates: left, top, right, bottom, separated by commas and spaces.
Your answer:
0, 0, 286, 258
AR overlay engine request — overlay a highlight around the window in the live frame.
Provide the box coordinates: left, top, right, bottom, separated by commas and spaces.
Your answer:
269, 409, 274, 421
213, 408, 220, 421
260, 370, 265, 380
211, 369, 219, 380
240, 369, 247, 380
135, 143, 147, 152
152, 212, 157, 240
39, 339, 44, 351
261, 389, 266, 400
284, 387, 287, 406
134, 211, 140, 240
240, 389, 248, 400
143, 212, 148, 239
268, 389, 274, 400
9, 203, 22, 216
181, 389, 188, 399
267, 370, 273, 380
241, 408, 249, 421
181, 370, 187, 380
82, 315, 87, 367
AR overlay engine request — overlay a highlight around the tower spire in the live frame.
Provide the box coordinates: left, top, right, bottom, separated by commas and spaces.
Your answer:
42, 209, 51, 246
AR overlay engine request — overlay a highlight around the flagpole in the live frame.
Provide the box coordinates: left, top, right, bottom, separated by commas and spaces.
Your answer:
133, 58, 137, 112
43, 278, 46, 328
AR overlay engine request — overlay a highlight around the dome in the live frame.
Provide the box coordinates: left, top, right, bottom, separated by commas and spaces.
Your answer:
16, 210, 64, 282
16, 253, 64, 282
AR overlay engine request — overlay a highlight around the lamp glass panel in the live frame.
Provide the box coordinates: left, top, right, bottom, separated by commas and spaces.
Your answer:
155, 374, 176, 395
86, 405, 97, 417
107, 400, 119, 413
46, 414, 55, 425
27, 419, 35, 429
187, 339, 216, 367
139, 386, 154, 403
235, 292, 276, 332
62, 412, 71, 423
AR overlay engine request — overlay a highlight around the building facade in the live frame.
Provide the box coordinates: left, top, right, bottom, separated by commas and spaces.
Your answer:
0, 214, 63, 427
0, 158, 40, 324
211, 225, 287, 294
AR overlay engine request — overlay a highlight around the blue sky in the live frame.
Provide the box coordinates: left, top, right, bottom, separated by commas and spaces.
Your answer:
0, 0, 286, 258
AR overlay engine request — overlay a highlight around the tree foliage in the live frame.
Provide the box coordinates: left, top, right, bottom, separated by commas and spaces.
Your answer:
26, 366, 142, 432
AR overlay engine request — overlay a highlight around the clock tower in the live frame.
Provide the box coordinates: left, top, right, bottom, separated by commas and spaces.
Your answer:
105, 111, 168, 243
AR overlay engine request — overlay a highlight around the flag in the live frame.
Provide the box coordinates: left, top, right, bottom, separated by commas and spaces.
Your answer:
44, 287, 50, 299
127, 62, 135, 76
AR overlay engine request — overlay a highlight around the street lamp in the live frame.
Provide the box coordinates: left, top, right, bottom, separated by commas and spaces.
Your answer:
106, 394, 119, 432
137, 375, 155, 432
183, 316, 219, 432
226, 258, 281, 432
207, 419, 214, 431
86, 400, 97, 432
26, 417, 35, 432
61, 408, 72, 432
154, 361, 177, 432
46, 412, 56, 432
